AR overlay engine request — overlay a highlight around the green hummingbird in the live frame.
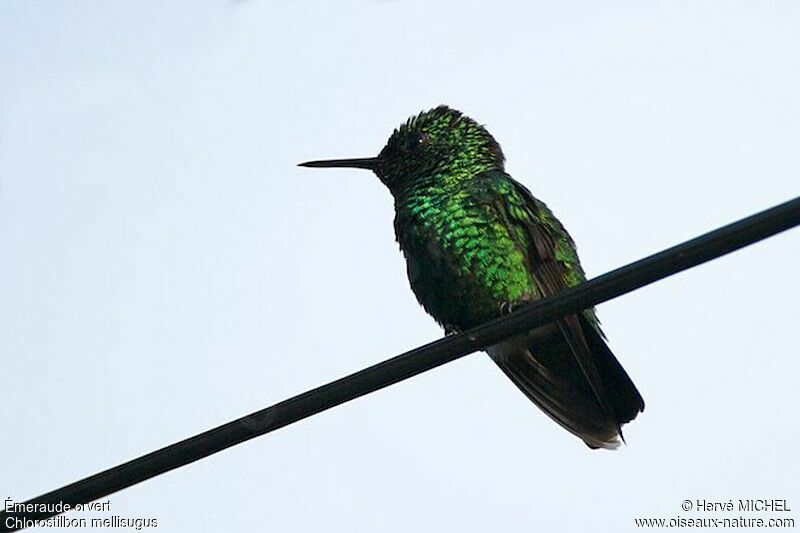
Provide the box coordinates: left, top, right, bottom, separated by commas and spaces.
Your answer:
300, 106, 644, 449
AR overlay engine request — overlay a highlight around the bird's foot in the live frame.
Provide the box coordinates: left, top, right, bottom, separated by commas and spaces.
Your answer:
444, 324, 462, 336
500, 296, 534, 315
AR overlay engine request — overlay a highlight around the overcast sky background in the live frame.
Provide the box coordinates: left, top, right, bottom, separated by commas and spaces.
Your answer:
1, 2, 798, 532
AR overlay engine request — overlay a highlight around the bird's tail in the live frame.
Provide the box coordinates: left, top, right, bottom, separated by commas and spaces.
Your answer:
487, 315, 644, 449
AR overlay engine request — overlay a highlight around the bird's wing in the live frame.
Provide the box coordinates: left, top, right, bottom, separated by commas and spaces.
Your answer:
475, 170, 630, 442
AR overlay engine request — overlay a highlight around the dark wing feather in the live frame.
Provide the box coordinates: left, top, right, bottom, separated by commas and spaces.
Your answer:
478, 170, 644, 447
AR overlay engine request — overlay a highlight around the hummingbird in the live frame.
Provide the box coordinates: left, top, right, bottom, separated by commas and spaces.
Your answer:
300, 106, 644, 449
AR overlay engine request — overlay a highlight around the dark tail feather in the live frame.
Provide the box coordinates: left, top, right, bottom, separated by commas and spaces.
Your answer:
578, 315, 645, 427
488, 317, 644, 449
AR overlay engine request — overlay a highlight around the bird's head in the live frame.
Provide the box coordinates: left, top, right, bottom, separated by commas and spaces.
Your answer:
299, 106, 505, 194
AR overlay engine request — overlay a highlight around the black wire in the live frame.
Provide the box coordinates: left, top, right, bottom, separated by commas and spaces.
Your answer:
2, 196, 799, 532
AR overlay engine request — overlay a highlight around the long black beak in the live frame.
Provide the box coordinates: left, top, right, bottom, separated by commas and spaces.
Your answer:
298, 157, 377, 170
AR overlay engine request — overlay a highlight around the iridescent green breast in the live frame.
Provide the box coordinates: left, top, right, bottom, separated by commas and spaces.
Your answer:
394, 179, 538, 329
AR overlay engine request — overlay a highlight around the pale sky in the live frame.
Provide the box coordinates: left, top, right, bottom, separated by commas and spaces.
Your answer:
1, 2, 798, 532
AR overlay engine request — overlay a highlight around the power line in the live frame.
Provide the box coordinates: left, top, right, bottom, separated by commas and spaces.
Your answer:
2, 196, 799, 532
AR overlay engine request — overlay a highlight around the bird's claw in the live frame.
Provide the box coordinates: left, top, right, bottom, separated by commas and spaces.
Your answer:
500, 296, 533, 315
444, 324, 462, 336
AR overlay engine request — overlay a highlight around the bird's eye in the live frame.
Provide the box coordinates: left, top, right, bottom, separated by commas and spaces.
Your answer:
407, 132, 429, 150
